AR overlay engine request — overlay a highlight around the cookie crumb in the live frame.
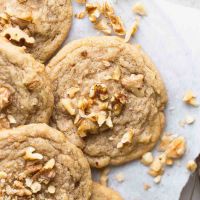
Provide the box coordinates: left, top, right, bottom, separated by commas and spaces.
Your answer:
143, 183, 151, 191
133, 2, 147, 16
115, 173, 125, 183
186, 160, 197, 172
141, 152, 153, 166
99, 168, 110, 186
153, 175, 161, 184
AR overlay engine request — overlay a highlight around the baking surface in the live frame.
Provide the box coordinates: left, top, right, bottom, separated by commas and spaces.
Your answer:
62, 0, 200, 199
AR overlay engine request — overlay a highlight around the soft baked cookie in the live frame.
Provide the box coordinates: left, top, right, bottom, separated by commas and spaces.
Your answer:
47, 36, 167, 168
0, 124, 92, 199
91, 182, 123, 200
0, 0, 72, 63
0, 38, 53, 129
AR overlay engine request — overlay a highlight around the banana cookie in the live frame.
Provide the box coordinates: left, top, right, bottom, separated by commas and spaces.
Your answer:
0, 38, 53, 129
47, 36, 167, 168
0, 124, 92, 199
0, 0, 72, 63
91, 182, 123, 200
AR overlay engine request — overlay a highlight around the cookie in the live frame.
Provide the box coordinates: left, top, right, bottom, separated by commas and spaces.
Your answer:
47, 36, 167, 168
0, 0, 72, 63
0, 38, 53, 129
0, 124, 92, 199
91, 182, 123, 200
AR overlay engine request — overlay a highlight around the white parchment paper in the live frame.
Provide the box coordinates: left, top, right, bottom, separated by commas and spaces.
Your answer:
63, 1, 200, 199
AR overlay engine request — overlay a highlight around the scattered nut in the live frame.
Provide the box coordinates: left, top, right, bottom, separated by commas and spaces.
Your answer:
24, 147, 43, 161
60, 98, 76, 116
185, 115, 195, 125
89, 83, 107, 98
25, 178, 33, 188
141, 152, 153, 166
75, 11, 87, 19
153, 175, 161, 184
183, 91, 199, 107
143, 183, 151, 191
96, 111, 107, 127
115, 173, 125, 183
148, 156, 164, 177
186, 160, 197, 172
133, 2, 147, 16
94, 19, 112, 35
86, 3, 101, 23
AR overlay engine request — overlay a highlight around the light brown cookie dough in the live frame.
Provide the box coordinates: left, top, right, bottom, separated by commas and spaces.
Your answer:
0, 0, 72, 63
0, 124, 92, 200
0, 38, 53, 129
91, 182, 123, 200
47, 36, 167, 168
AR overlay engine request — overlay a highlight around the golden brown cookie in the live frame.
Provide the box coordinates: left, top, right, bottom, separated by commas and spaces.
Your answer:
0, 38, 53, 129
47, 36, 167, 168
0, 124, 92, 199
91, 182, 123, 200
0, 0, 72, 63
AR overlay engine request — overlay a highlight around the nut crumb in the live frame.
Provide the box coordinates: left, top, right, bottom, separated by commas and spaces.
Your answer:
24, 147, 43, 161
143, 183, 151, 191
94, 19, 112, 35
133, 2, 147, 16
183, 91, 199, 107
48, 185, 56, 194
60, 98, 76, 116
186, 160, 197, 172
67, 87, 80, 98
153, 175, 161, 184
117, 130, 134, 149
75, 11, 87, 19
141, 152, 153, 166
112, 66, 121, 81
115, 173, 125, 183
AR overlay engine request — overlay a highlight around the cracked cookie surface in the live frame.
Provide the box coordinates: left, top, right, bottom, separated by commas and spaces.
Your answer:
47, 36, 167, 168
0, 0, 72, 63
0, 124, 92, 200
0, 38, 53, 129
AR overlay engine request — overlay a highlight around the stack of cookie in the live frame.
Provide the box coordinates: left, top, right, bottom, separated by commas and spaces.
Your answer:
0, 1, 167, 199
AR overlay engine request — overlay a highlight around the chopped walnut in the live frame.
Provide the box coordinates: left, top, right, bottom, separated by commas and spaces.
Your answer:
158, 134, 177, 151
77, 119, 98, 137
60, 98, 76, 116
148, 156, 164, 177
43, 159, 55, 170
106, 115, 113, 128
186, 160, 197, 172
153, 175, 161, 184
75, 11, 87, 19
183, 91, 199, 106
141, 152, 153, 166
67, 87, 80, 98
94, 19, 112, 35
185, 115, 195, 124
112, 66, 121, 81
24, 147, 43, 161
78, 97, 93, 111
0, 87, 11, 110
89, 83, 107, 98
117, 130, 134, 149
86, 3, 101, 23
115, 173, 125, 183
96, 111, 107, 127
121, 74, 144, 90
125, 18, 140, 42
132, 2, 147, 16
1, 26, 35, 45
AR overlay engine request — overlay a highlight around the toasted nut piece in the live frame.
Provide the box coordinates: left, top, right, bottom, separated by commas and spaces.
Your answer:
109, 14, 126, 35
30, 182, 41, 193
158, 134, 176, 151
43, 159, 55, 170
77, 119, 98, 137
94, 19, 112, 35
89, 83, 107, 98
67, 87, 80, 98
166, 136, 186, 159
133, 2, 147, 16
75, 11, 87, 19
186, 160, 197, 172
48, 185, 56, 194
154, 175, 162, 184
86, 3, 101, 23
0, 171, 7, 179
117, 130, 134, 149
121, 74, 144, 89
0, 87, 11, 110
125, 18, 139, 42
96, 111, 107, 127
98, 101, 109, 110
24, 147, 43, 161
112, 66, 121, 81
114, 93, 127, 104
102, 2, 114, 16
166, 158, 174, 166
141, 152, 153, 166
60, 98, 76, 116
148, 156, 165, 177
1, 26, 35, 45
143, 183, 151, 191
183, 91, 199, 106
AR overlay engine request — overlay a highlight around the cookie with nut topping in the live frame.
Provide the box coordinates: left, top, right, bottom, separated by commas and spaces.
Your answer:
0, 0, 72, 63
0, 124, 92, 199
47, 36, 167, 168
0, 38, 53, 129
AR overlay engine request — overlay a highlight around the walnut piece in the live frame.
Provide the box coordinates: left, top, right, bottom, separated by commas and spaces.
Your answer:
89, 83, 107, 98
186, 160, 197, 172
0, 87, 11, 110
67, 87, 80, 98
132, 2, 147, 16
60, 98, 76, 116
143, 183, 151, 191
94, 19, 112, 35
183, 91, 199, 107
43, 159, 55, 170
125, 18, 140, 42
75, 11, 87, 19
115, 173, 125, 183
153, 175, 161, 184
86, 3, 101, 23
148, 156, 165, 177
1, 26, 35, 45
141, 152, 153, 166
117, 130, 134, 149
121, 74, 144, 90
112, 66, 121, 81
24, 147, 43, 161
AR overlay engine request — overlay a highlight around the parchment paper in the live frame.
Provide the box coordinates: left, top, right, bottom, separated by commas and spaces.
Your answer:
63, 1, 200, 199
